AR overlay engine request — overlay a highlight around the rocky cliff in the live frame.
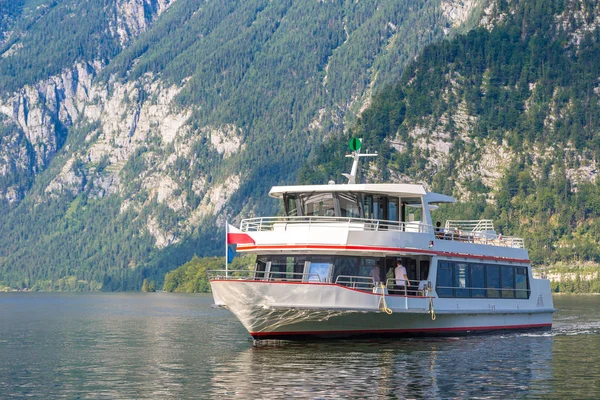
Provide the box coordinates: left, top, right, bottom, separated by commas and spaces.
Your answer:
0, 0, 487, 290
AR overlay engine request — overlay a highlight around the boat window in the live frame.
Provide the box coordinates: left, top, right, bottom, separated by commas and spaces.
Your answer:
254, 258, 267, 280
436, 261, 453, 297
284, 194, 298, 216
515, 267, 529, 299
388, 197, 399, 222
363, 195, 373, 219
501, 266, 515, 298
263, 255, 307, 280
308, 258, 332, 282
338, 193, 361, 218
470, 264, 486, 298
454, 263, 470, 297
486, 265, 501, 298
435, 261, 529, 299
301, 193, 336, 217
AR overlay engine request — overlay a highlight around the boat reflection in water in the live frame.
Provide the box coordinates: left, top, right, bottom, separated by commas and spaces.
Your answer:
209, 334, 553, 398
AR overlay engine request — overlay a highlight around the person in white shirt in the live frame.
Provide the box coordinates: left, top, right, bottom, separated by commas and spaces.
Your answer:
395, 261, 410, 287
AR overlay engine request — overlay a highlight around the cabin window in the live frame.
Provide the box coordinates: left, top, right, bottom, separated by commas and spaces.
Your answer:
301, 193, 336, 217
388, 197, 399, 222
486, 265, 501, 298
308, 262, 331, 282
515, 267, 529, 299
436, 262, 454, 297
338, 193, 361, 218
501, 266, 515, 298
284, 194, 299, 216
363, 195, 373, 219
254, 259, 267, 280
260, 255, 306, 280
470, 264, 486, 298
435, 261, 530, 299
454, 263, 470, 297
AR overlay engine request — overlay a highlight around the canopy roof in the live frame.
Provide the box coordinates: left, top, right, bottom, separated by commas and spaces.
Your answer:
269, 183, 455, 204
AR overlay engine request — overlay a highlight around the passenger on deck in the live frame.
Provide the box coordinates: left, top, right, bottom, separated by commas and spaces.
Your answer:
395, 261, 410, 292
435, 221, 444, 239
370, 262, 381, 285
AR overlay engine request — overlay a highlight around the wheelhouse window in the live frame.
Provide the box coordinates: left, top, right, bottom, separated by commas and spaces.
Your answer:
338, 193, 361, 218
284, 194, 298, 216
300, 193, 336, 217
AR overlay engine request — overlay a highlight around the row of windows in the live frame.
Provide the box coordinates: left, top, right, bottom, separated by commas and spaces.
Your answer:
436, 261, 530, 299
283, 193, 422, 221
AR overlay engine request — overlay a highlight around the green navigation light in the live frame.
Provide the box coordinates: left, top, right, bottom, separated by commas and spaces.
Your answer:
349, 138, 362, 151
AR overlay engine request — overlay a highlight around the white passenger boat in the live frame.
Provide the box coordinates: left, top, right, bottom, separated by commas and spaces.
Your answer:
209, 141, 555, 340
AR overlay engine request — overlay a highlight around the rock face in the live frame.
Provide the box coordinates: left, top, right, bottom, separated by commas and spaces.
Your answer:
112, 0, 174, 46
0, 0, 489, 290
0, 0, 177, 204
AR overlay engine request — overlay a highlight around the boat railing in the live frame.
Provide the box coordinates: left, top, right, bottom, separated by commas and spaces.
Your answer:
385, 278, 431, 296
240, 216, 525, 248
240, 216, 434, 234
208, 269, 322, 282
335, 275, 374, 290
435, 285, 531, 299
445, 219, 496, 232
436, 228, 525, 248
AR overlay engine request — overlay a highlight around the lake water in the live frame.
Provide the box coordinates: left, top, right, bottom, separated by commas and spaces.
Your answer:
1, 293, 599, 399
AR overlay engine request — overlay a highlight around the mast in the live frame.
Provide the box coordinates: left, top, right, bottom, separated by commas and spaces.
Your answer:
342, 138, 377, 184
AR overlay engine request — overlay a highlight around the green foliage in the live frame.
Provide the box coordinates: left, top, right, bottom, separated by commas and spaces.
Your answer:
304, 0, 600, 266
163, 255, 254, 293
141, 278, 156, 292
0, 0, 123, 92
0, 1, 493, 291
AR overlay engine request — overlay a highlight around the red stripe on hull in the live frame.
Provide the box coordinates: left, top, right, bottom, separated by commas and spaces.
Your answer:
250, 323, 552, 339
236, 244, 529, 263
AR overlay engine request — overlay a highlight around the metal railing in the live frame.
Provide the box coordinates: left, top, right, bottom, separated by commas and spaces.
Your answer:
385, 278, 431, 296
240, 216, 525, 249
207, 269, 322, 282
335, 275, 375, 290
241, 216, 434, 234
445, 219, 495, 232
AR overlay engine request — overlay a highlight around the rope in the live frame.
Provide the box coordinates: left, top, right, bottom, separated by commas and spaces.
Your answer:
428, 295, 436, 320
378, 284, 393, 315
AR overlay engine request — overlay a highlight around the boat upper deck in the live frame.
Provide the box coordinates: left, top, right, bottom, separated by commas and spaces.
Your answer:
240, 216, 525, 249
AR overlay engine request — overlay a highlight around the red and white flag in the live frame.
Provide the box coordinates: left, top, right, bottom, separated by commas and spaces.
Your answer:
226, 223, 255, 245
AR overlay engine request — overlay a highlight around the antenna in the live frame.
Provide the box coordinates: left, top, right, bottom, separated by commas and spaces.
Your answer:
342, 138, 377, 184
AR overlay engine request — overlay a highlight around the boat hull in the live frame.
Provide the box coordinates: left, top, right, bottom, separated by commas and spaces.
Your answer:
210, 280, 554, 340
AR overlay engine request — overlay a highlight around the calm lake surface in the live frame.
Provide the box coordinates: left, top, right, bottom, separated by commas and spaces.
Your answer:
0, 293, 599, 399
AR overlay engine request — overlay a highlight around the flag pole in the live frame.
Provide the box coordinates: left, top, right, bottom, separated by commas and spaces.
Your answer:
225, 221, 229, 278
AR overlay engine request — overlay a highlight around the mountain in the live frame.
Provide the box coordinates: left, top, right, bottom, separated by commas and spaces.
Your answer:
302, 0, 600, 266
0, 0, 483, 290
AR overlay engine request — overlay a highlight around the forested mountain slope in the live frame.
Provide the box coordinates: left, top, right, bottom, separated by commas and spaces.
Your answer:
0, 0, 481, 290
302, 0, 600, 266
